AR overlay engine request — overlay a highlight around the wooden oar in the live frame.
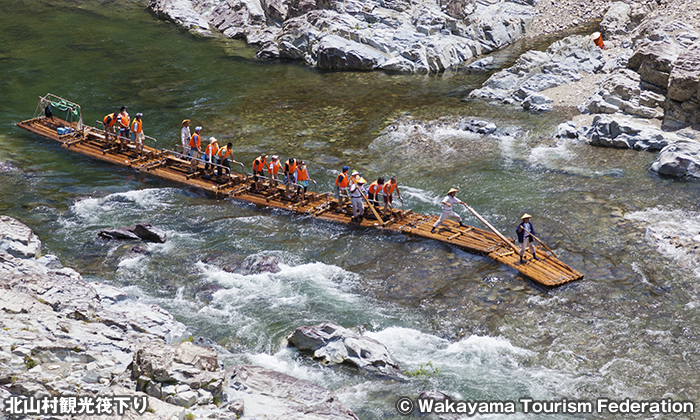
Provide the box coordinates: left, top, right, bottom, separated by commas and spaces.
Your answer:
359, 189, 384, 224
528, 232, 558, 258
462, 203, 521, 254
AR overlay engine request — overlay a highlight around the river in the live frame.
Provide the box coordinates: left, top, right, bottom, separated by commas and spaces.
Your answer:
1, 0, 700, 419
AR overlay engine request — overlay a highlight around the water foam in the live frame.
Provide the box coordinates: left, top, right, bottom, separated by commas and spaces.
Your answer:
626, 207, 700, 278
64, 188, 176, 226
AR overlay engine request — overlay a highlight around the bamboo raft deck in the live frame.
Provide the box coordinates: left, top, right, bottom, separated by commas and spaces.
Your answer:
17, 114, 583, 287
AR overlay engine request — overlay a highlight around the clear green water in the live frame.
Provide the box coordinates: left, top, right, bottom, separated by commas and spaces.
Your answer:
2, 1, 700, 419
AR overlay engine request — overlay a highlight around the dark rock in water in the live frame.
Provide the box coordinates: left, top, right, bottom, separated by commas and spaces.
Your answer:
287, 322, 403, 378
239, 254, 281, 274
419, 390, 451, 401
98, 227, 140, 241
133, 223, 167, 243
131, 245, 150, 254
98, 223, 167, 243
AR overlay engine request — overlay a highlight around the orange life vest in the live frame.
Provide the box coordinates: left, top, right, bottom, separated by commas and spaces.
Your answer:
336, 172, 348, 188
284, 159, 297, 175
117, 112, 130, 128
268, 160, 280, 175
189, 133, 201, 149
205, 143, 219, 157
131, 119, 142, 134
368, 181, 383, 195
103, 113, 117, 127
217, 146, 233, 160
383, 182, 397, 195
253, 157, 266, 172
297, 165, 309, 181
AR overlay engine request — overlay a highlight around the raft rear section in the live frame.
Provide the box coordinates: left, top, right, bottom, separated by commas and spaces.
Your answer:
17, 111, 583, 287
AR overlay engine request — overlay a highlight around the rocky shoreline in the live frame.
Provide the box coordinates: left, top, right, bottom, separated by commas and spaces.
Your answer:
0, 216, 367, 419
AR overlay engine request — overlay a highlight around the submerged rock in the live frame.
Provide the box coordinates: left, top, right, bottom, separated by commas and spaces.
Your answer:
288, 322, 403, 377
98, 223, 167, 243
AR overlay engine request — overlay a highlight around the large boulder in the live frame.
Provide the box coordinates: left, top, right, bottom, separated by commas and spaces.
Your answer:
0, 215, 41, 258
651, 140, 700, 179
287, 322, 402, 377
226, 365, 359, 419
582, 115, 678, 151
577, 68, 663, 119
469, 34, 604, 111
600, 2, 631, 36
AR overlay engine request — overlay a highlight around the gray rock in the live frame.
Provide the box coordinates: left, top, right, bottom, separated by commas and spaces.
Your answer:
226, 365, 359, 419
600, 2, 631, 36
133, 223, 168, 243
522, 93, 553, 112
287, 322, 402, 377
651, 140, 700, 178
555, 122, 579, 139
0, 215, 42, 258
584, 115, 677, 151
98, 227, 141, 240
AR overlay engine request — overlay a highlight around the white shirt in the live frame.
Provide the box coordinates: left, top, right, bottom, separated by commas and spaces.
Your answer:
350, 183, 365, 198
181, 126, 191, 148
441, 195, 462, 211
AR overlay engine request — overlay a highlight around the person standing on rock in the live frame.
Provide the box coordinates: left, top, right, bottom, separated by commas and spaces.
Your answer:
349, 175, 367, 222
431, 188, 467, 234
516, 213, 539, 263
181, 119, 191, 155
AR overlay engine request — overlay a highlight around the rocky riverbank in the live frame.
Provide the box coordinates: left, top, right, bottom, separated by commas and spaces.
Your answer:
0, 216, 360, 419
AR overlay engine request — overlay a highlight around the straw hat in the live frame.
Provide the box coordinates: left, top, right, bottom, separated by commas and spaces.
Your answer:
181, 119, 190, 126
448, 188, 459, 194
521, 213, 532, 219
357, 177, 367, 184
209, 137, 218, 144
590, 32, 601, 40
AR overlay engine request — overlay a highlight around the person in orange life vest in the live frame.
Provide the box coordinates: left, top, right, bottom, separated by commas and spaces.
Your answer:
102, 111, 118, 146
181, 119, 191, 155
252, 154, 267, 191
283, 158, 298, 198
216, 142, 239, 177
431, 188, 467, 233
188, 126, 203, 171
295, 160, 312, 195
516, 213, 539, 263
367, 177, 385, 206
116, 106, 130, 150
131, 113, 144, 154
335, 166, 350, 209
382, 175, 401, 214
267, 155, 280, 188
203, 137, 219, 176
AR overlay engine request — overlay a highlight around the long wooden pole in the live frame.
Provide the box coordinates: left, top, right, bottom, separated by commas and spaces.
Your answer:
462, 203, 521, 254
529, 233, 558, 258
359, 188, 384, 224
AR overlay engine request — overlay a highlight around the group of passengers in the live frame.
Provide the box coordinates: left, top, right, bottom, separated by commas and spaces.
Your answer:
102, 107, 145, 154
334, 166, 402, 222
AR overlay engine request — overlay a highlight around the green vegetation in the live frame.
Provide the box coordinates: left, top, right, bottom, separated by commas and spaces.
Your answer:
405, 361, 440, 377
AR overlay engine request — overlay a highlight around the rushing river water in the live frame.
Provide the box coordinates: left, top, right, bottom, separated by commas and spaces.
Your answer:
2, 1, 700, 419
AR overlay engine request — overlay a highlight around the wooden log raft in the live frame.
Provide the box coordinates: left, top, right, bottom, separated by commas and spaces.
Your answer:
16, 114, 583, 287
